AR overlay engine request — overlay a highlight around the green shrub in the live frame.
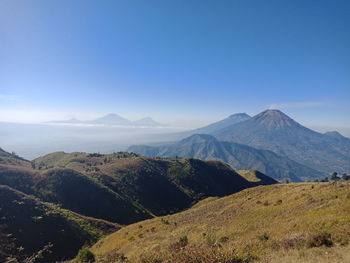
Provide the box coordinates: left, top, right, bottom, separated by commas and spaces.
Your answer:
275, 199, 282, 205
258, 233, 269, 241
169, 236, 189, 251
179, 236, 188, 247
219, 236, 230, 243
75, 247, 95, 262
205, 234, 219, 247
161, 218, 170, 225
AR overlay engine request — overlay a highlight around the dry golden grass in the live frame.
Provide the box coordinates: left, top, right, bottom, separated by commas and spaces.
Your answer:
236, 170, 262, 182
258, 245, 350, 263
91, 182, 350, 262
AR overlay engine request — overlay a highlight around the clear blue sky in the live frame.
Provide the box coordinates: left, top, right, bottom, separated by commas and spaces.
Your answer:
0, 0, 349, 130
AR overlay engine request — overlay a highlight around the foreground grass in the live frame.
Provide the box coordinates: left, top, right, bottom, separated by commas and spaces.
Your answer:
90, 182, 350, 262
258, 245, 350, 263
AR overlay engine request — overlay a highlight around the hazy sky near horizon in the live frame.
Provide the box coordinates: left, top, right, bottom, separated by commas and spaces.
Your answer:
0, 0, 349, 130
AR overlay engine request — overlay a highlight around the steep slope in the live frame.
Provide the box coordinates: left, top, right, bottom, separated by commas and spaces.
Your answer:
236, 170, 278, 185
128, 134, 323, 181
0, 164, 151, 224
0, 147, 30, 167
213, 109, 350, 174
92, 182, 350, 263
0, 185, 119, 263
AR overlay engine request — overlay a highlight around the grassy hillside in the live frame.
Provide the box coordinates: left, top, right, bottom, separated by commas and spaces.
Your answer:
1, 150, 276, 225
236, 170, 277, 184
93, 157, 269, 216
0, 185, 119, 263
32, 152, 276, 217
0, 147, 30, 167
0, 165, 151, 224
91, 182, 350, 263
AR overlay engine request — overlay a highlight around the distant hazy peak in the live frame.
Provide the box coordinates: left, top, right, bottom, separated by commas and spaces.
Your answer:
259, 109, 291, 118
47, 114, 169, 127
252, 109, 298, 129
135, 117, 160, 122
228, 113, 251, 119
89, 113, 132, 125
324, 131, 346, 139
98, 113, 127, 119
133, 117, 166, 127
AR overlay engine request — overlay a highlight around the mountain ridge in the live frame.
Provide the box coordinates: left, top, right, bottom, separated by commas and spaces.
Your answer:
212, 109, 350, 174
128, 134, 324, 182
47, 114, 167, 127
156, 112, 252, 142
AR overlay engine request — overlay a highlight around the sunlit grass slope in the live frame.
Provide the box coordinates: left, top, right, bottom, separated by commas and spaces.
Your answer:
91, 182, 350, 262
236, 169, 277, 184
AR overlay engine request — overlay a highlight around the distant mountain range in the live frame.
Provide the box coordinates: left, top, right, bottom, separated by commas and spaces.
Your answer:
172, 113, 251, 139
48, 113, 167, 127
129, 109, 350, 180
212, 109, 350, 174
128, 134, 323, 182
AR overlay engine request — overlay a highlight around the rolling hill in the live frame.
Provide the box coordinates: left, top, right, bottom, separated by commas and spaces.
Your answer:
0, 185, 119, 263
91, 182, 350, 263
0, 164, 151, 224
212, 109, 350, 174
32, 151, 276, 217
0, 149, 276, 224
128, 134, 324, 182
